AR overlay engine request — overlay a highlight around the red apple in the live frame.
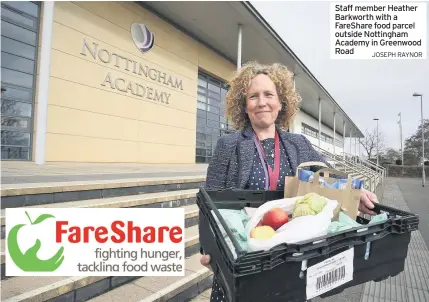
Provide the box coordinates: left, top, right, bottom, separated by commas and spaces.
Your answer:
256, 219, 263, 227
262, 208, 289, 230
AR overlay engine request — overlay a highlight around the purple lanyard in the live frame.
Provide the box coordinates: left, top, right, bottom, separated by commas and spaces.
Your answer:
253, 134, 269, 190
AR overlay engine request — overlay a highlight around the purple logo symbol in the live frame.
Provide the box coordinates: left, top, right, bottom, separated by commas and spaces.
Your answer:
131, 23, 154, 53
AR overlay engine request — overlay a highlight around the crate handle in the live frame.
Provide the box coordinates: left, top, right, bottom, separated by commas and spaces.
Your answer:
199, 187, 244, 255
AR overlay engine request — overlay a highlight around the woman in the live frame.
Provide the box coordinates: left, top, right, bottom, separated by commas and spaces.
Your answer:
200, 62, 378, 301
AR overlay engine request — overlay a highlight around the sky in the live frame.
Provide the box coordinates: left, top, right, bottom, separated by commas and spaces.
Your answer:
251, 1, 429, 153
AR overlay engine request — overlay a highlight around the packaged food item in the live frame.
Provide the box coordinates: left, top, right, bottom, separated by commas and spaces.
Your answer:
297, 169, 364, 189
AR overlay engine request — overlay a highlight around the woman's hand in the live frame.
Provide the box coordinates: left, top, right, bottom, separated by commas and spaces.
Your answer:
200, 254, 212, 271
359, 189, 379, 215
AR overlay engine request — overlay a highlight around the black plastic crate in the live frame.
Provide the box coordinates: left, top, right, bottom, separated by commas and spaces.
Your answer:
197, 188, 419, 302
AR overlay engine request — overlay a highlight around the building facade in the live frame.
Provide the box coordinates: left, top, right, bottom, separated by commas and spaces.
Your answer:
1, 1, 360, 164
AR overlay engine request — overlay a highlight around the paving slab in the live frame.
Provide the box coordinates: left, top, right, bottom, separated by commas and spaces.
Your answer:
395, 177, 429, 249
359, 178, 429, 302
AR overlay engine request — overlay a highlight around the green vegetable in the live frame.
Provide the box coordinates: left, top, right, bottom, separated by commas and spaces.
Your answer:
292, 193, 327, 218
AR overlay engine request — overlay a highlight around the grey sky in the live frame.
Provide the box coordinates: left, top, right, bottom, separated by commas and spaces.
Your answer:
252, 1, 429, 153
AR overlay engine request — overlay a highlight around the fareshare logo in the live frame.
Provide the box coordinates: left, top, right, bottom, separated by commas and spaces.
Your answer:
131, 23, 155, 53
6, 208, 185, 277
8, 211, 64, 272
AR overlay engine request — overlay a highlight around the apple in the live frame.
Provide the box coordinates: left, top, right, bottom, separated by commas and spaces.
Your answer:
256, 219, 263, 227
262, 208, 289, 230
250, 226, 276, 240
8, 211, 65, 272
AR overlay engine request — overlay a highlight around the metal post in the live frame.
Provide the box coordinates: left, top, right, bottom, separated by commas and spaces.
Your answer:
333, 111, 336, 156
376, 120, 379, 166
318, 98, 322, 148
413, 93, 425, 186
290, 74, 296, 133
358, 138, 361, 160
350, 128, 352, 162
373, 118, 379, 166
421, 96, 425, 187
419, 96, 425, 186
398, 112, 403, 165
237, 24, 242, 70
35, 1, 55, 165
343, 121, 346, 163
354, 137, 357, 163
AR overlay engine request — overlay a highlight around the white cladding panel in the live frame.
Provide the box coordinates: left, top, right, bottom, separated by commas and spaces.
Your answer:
292, 110, 344, 155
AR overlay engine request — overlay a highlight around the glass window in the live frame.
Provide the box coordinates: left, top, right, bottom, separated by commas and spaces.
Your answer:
197, 86, 206, 94
197, 94, 206, 103
1, 99, 32, 117
1, 20, 37, 45
196, 156, 205, 163
1, 36, 36, 60
196, 132, 206, 141
207, 119, 219, 129
206, 112, 219, 122
221, 88, 227, 100
196, 148, 206, 156
2, 1, 39, 18
1, 130, 31, 146
207, 98, 220, 108
1, 85, 32, 101
208, 82, 220, 93
1, 146, 30, 160
1, 68, 33, 88
1, 52, 35, 74
197, 117, 206, 127
1, 6, 36, 29
1, 117, 29, 129
1, 1, 39, 161
208, 91, 220, 101
197, 101, 206, 111
207, 105, 220, 114
195, 72, 230, 163
198, 77, 207, 88
196, 109, 206, 118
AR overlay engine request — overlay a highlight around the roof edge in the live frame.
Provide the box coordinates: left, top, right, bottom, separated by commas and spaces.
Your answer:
241, 1, 364, 138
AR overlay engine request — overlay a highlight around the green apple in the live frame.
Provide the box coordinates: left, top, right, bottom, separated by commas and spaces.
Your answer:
8, 211, 65, 272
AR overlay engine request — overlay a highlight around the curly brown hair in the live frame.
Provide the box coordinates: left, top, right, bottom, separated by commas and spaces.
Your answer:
225, 61, 301, 131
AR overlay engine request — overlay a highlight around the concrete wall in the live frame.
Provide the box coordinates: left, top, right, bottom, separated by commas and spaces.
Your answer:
42, 1, 235, 163
293, 110, 344, 155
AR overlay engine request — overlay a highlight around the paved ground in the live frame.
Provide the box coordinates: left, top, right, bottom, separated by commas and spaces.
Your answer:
396, 178, 429, 249
315, 178, 429, 302
1, 162, 208, 184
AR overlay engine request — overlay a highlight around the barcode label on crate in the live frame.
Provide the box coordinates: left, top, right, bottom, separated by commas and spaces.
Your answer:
316, 265, 346, 290
306, 248, 354, 299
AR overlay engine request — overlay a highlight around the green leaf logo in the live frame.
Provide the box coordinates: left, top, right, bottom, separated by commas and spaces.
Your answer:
7, 211, 65, 272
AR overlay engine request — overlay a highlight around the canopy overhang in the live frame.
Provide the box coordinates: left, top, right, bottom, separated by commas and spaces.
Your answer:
140, 1, 364, 138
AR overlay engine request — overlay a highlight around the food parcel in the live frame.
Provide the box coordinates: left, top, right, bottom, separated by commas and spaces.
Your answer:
197, 162, 419, 302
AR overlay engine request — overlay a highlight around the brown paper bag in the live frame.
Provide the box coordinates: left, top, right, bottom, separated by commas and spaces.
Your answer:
284, 161, 361, 221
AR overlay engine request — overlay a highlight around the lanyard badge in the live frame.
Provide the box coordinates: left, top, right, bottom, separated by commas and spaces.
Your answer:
253, 130, 281, 190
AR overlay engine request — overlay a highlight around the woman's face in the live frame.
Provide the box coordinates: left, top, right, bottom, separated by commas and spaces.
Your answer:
245, 74, 282, 129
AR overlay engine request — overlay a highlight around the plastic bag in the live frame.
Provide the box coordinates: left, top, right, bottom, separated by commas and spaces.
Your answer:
210, 209, 250, 259
244, 196, 338, 252
298, 169, 365, 189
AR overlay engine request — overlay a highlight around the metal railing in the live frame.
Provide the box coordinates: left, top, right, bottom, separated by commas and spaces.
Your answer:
312, 145, 381, 192
342, 152, 386, 185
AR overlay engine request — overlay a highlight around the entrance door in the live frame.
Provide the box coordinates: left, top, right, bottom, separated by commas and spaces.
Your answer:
1, 1, 40, 160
